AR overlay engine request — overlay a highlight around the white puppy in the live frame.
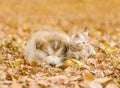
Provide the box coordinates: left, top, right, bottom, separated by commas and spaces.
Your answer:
25, 30, 69, 66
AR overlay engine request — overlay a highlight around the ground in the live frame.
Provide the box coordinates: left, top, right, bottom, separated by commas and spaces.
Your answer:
0, 0, 120, 88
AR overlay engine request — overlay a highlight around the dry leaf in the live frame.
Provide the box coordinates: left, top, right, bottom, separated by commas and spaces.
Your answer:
79, 80, 90, 88
88, 81, 103, 88
64, 59, 75, 67
31, 61, 39, 66
95, 77, 112, 84
71, 59, 90, 69
83, 71, 95, 81
105, 82, 119, 88
10, 82, 23, 88
14, 59, 23, 67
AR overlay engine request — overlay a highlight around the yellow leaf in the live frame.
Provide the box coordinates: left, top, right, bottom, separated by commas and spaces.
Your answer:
83, 71, 95, 81
31, 61, 39, 66
14, 59, 23, 66
64, 59, 75, 67
71, 59, 89, 69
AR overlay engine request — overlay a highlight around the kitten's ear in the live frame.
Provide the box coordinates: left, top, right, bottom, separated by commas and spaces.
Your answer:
70, 33, 80, 40
83, 27, 89, 38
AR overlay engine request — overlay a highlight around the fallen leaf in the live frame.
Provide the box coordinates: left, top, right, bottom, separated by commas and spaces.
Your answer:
31, 61, 39, 66
88, 81, 103, 88
83, 71, 95, 81
64, 59, 75, 67
71, 59, 90, 69
14, 59, 23, 67
105, 82, 119, 88
10, 82, 23, 88
95, 77, 112, 84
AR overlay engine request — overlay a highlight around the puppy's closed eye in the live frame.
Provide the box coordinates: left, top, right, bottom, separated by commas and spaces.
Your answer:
36, 40, 48, 50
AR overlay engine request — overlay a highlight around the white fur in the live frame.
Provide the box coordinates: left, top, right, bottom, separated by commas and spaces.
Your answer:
25, 30, 69, 66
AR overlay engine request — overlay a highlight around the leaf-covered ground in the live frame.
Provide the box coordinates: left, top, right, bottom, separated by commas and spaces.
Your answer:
0, 0, 120, 88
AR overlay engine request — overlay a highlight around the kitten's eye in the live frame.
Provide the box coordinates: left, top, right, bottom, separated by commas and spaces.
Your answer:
70, 43, 83, 52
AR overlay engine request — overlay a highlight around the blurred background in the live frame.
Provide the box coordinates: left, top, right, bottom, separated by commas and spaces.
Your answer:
0, 1, 120, 87
0, 0, 120, 36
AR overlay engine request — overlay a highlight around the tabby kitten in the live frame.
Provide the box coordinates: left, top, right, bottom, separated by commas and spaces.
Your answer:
67, 30, 96, 60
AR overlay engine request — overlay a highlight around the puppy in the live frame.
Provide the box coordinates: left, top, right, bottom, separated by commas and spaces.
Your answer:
25, 30, 69, 67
